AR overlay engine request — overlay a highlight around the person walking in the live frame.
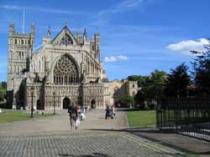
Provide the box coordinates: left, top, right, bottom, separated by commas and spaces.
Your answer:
111, 105, 116, 119
105, 105, 111, 119
74, 104, 81, 129
68, 104, 73, 129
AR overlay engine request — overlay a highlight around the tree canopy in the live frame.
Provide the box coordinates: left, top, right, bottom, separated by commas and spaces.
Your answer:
119, 95, 135, 107
192, 46, 210, 95
164, 63, 190, 98
129, 70, 167, 108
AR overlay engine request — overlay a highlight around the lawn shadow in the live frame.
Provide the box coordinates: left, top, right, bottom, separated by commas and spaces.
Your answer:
116, 108, 146, 112
58, 153, 111, 157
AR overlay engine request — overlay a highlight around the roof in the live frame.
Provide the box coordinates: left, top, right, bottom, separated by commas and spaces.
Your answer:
51, 25, 78, 45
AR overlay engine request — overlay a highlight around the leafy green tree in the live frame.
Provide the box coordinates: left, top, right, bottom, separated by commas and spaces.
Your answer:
119, 96, 135, 107
192, 46, 210, 95
1, 82, 7, 89
134, 90, 145, 108
143, 70, 166, 100
127, 75, 147, 87
0, 91, 4, 101
0, 82, 6, 102
130, 70, 166, 109
164, 63, 190, 98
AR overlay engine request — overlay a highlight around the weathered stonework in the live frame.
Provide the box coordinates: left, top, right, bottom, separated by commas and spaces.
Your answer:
7, 24, 138, 110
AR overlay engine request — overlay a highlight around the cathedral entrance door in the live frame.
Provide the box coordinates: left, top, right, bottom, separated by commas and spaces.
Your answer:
91, 99, 96, 109
37, 99, 44, 110
63, 97, 71, 109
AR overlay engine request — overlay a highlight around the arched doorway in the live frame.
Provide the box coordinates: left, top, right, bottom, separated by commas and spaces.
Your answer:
37, 99, 43, 110
63, 97, 71, 109
91, 99, 96, 109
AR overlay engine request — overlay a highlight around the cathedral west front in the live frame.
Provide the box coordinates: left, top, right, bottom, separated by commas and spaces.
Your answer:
7, 24, 138, 111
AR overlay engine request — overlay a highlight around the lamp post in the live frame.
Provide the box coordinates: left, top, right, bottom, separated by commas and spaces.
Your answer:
30, 86, 35, 118
53, 92, 56, 115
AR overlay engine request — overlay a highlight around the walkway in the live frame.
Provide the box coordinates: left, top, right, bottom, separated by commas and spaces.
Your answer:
0, 109, 128, 136
0, 109, 185, 157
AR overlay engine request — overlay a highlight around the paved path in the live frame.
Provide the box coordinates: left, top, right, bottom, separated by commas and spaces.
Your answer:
0, 131, 185, 157
0, 109, 186, 157
0, 109, 128, 136
132, 130, 210, 157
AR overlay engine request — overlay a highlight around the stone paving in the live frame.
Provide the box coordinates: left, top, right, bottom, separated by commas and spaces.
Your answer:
0, 131, 185, 157
0, 109, 128, 136
0, 109, 186, 157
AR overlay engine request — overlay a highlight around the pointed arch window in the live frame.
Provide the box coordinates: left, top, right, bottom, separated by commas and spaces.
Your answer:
53, 54, 79, 85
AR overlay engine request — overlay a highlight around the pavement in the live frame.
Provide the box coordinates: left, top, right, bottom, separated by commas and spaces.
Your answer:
124, 128, 210, 157
0, 109, 199, 157
0, 109, 128, 136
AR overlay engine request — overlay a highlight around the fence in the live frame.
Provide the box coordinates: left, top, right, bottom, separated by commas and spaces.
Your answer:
156, 98, 210, 141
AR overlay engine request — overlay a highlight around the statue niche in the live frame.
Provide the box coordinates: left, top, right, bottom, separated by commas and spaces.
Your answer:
53, 54, 79, 85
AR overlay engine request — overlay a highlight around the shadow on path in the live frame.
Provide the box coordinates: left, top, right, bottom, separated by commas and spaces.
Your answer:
58, 153, 111, 157
86, 128, 210, 156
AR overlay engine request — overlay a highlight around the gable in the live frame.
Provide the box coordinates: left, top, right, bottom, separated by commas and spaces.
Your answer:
51, 25, 77, 46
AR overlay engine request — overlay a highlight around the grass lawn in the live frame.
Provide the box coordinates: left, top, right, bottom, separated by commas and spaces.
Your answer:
127, 110, 156, 128
0, 111, 30, 123
0, 110, 54, 124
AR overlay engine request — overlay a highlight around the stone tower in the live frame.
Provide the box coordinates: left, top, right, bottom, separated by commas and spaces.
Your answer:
7, 24, 35, 108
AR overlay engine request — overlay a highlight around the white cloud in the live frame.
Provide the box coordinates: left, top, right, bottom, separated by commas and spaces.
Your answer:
116, 0, 145, 11
0, 5, 89, 16
167, 38, 210, 55
1, 5, 20, 10
90, 0, 150, 25
117, 55, 128, 60
104, 55, 128, 63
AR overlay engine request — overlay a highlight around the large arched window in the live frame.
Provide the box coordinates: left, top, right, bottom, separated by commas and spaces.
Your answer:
54, 54, 79, 85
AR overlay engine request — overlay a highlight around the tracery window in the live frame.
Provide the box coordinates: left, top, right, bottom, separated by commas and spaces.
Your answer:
54, 54, 79, 85
60, 34, 73, 45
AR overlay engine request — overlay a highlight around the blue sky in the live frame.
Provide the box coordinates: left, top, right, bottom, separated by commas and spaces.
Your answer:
0, 0, 210, 81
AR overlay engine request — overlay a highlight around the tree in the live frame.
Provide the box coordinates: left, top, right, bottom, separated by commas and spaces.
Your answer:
127, 75, 147, 87
134, 90, 145, 109
0, 82, 6, 102
164, 63, 190, 98
119, 96, 135, 107
1, 82, 7, 89
130, 70, 167, 109
192, 46, 210, 95
143, 70, 166, 100
0, 92, 4, 101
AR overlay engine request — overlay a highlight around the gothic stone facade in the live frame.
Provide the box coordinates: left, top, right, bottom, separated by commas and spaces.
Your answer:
7, 24, 107, 110
7, 24, 139, 110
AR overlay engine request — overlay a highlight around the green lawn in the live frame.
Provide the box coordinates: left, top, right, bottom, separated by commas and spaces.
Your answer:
0, 111, 30, 123
0, 110, 54, 124
127, 110, 156, 128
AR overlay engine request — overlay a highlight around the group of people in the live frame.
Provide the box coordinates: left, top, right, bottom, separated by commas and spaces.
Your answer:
105, 105, 116, 119
67, 103, 116, 129
67, 104, 86, 129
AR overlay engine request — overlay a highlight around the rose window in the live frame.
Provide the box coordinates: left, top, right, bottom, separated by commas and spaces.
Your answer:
54, 55, 79, 84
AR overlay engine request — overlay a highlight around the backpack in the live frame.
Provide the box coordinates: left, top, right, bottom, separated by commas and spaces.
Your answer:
68, 105, 73, 113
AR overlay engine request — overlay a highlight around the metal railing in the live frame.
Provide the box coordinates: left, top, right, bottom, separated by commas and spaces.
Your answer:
156, 98, 210, 141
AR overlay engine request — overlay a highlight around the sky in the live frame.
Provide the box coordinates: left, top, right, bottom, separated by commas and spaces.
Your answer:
0, 0, 210, 81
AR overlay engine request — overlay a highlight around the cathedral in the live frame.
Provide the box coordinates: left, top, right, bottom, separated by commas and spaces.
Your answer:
7, 24, 138, 110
